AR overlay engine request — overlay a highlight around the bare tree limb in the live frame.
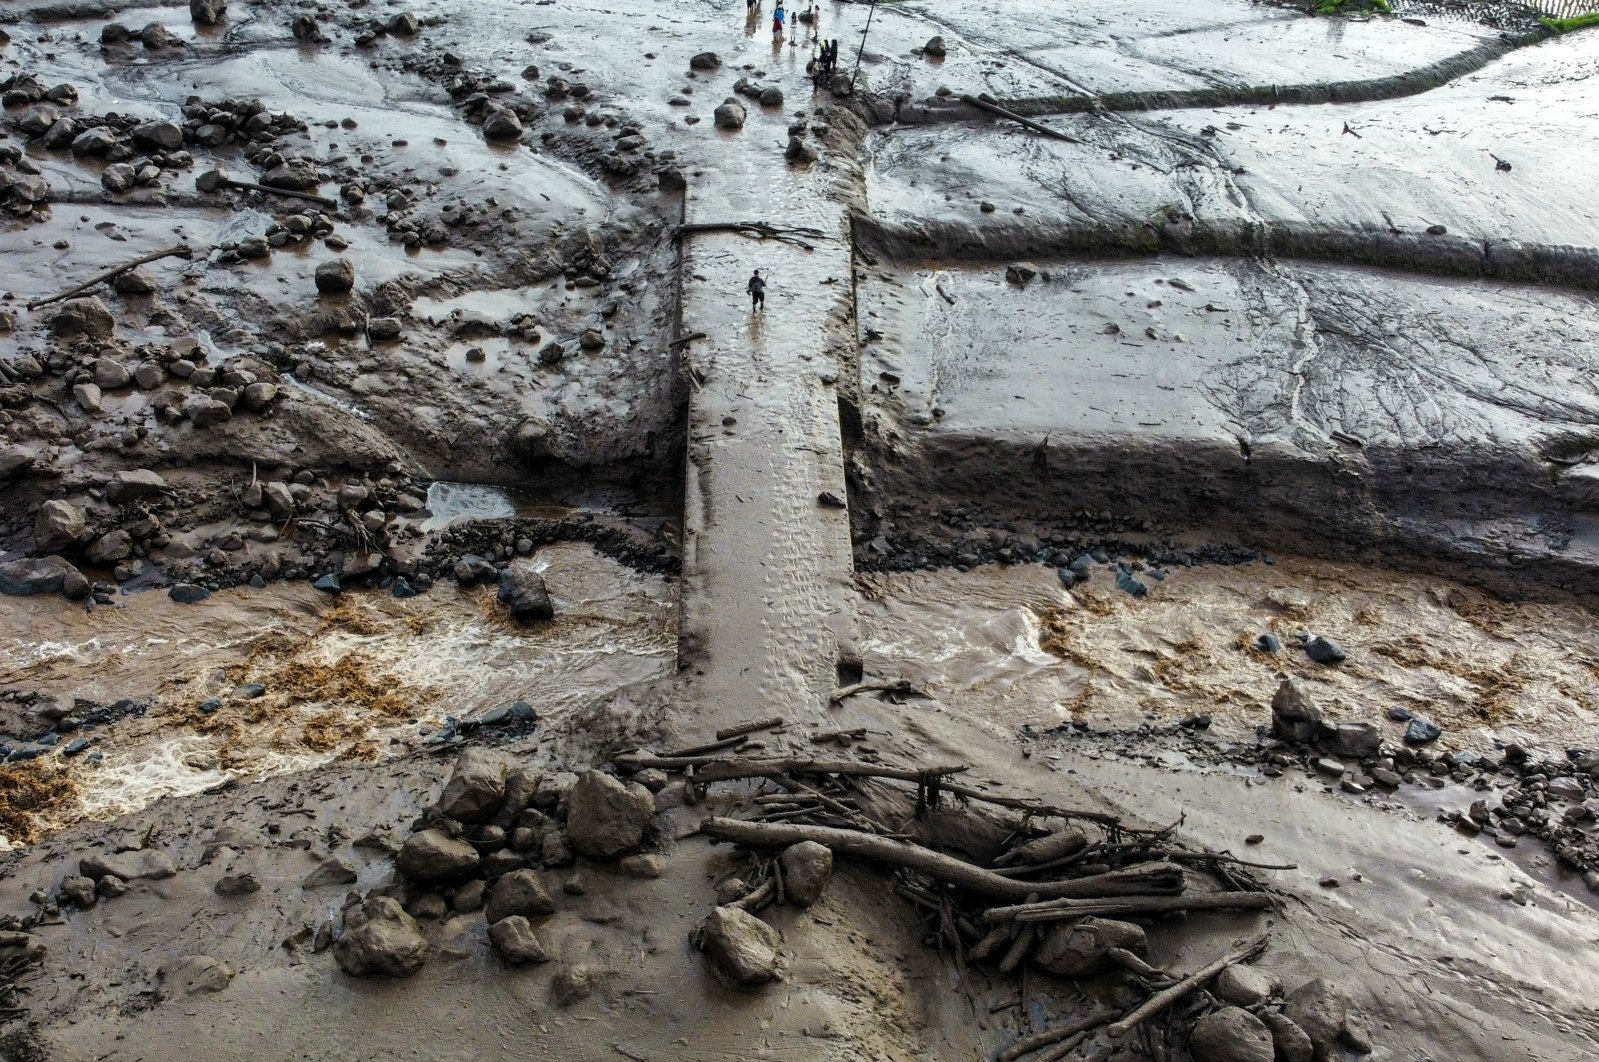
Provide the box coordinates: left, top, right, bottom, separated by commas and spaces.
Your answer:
25, 244, 194, 309
1106, 935, 1268, 1038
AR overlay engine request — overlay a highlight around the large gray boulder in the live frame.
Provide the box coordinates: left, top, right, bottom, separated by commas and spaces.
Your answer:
713, 99, 746, 130
84, 530, 133, 564
779, 841, 833, 907
34, 500, 85, 552
1283, 979, 1348, 1059
1189, 1007, 1275, 1062
439, 747, 507, 823
1214, 963, 1279, 1007
0, 556, 85, 597
1032, 917, 1145, 977
497, 567, 554, 623
132, 119, 183, 152
696, 906, 782, 986
1270, 678, 1321, 744
565, 770, 654, 860
1260, 1012, 1315, 1062
484, 869, 556, 923
50, 297, 115, 339
335, 896, 429, 978
396, 828, 480, 882
1330, 722, 1381, 759
482, 108, 523, 140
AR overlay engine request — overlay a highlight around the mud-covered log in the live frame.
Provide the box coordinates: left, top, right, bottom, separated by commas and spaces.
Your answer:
986, 890, 1275, 923
700, 818, 1187, 901
1105, 935, 1268, 1037
25, 245, 194, 309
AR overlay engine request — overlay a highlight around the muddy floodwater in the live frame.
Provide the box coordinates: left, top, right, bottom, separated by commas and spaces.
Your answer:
3, 0, 1599, 1059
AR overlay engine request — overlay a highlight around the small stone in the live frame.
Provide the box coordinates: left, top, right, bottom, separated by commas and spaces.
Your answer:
302, 855, 358, 889
1302, 635, 1347, 665
215, 872, 260, 897
619, 854, 664, 879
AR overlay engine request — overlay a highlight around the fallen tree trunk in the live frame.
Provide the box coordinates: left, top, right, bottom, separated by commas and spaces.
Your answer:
1107, 934, 1268, 1037
701, 818, 1187, 901
961, 94, 1080, 143
615, 753, 966, 785
25, 244, 194, 309
986, 890, 1275, 923
998, 1009, 1118, 1062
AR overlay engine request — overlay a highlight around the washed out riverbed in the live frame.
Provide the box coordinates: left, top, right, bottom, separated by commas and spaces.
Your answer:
2, 0, 1599, 1059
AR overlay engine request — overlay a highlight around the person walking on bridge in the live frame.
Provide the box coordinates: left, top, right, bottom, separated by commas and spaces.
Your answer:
748, 269, 767, 311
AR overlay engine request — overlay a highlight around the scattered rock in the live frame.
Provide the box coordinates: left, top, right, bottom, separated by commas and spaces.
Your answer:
924, 36, 948, 57
778, 841, 833, 906
1404, 718, 1442, 745
482, 108, 523, 140
1330, 722, 1381, 759
1005, 262, 1038, 285
302, 855, 358, 889
484, 869, 556, 922
1283, 978, 1348, 1059
214, 872, 260, 896
34, 500, 85, 553
314, 257, 355, 294
696, 906, 783, 986
396, 828, 481, 882
1302, 635, 1347, 665
488, 916, 551, 964
439, 747, 507, 823
1188, 1007, 1274, 1062
50, 297, 115, 339
1260, 1011, 1315, 1062
1270, 678, 1321, 744
689, 52, 722, 70
334, 896, 429, 978
0, 556, 86, 597
1214, 964, 1279, 1007
714, 99, 746, 130
107, 468, 167, 503
190, 0, 227, 26
497, 567, 554, 623
565, 770, 654, 860
79, 848, 177, 882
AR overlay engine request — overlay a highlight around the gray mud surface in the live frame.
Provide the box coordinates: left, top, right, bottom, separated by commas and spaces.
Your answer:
2, 0, 1599, 1059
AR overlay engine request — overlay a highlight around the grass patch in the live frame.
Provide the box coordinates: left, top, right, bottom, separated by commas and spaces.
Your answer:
1543, 13, 1599, 33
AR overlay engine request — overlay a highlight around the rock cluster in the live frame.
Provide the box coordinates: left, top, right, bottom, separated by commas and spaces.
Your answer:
336, 755, 658, 978
0, 136, 51, 221
1180, 975, 1370, 1062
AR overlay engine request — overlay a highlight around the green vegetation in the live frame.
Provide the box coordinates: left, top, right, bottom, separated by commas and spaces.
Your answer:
1315, 0, 1392, 13
1541, 12, 1599, 33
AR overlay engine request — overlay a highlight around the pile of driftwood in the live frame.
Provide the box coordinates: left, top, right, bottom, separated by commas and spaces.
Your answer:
616, 719, 1293, 1061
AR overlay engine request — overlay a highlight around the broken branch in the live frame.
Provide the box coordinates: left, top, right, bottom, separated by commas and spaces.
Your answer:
961, 94, 1080, 144
25, 244, 194, 310
1106, 934, 1268, 1037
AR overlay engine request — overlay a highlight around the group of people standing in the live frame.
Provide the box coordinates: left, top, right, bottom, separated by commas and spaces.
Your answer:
745, 0, 840, 83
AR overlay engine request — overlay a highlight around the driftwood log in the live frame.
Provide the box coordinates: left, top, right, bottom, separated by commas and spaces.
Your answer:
961, 94, 1081, 143
195, 167, 338, 209
1106, 935, 1268, 1037
701, 817, 1195, 901
25, 244, 194, 310
985, 891, 1275, 923
615, 752, 966, 785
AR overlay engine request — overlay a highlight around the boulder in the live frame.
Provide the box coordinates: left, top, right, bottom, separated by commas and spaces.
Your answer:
713, 100, 746, 130
439, 747, 507, 823
156, 955, 235, 999
1214, 963, 1280, 1007
396, 828, 480, 882
758, 85, 784, 107
696, 906, 782, 986
482, 108, 523, 140
184, 395, 232, 427
261, 160, 320, 191
57, 875, 97, 908
241, 381, 278, 411
334, 896, 429, 978
1006, 262, 1039, 285
314, 257, 355, 294
388, 12, 420, 35
1271, 678, 1321, 744
1330, 722, 1381, 759
689, 51, 721, 70
85, 530, 133, 564
71, 127, 118, 157
50, 297, 115, 339
1260, 1012, 1315, 1062
79, 848, 177, 882
1188, 1007, 1275, 1062
1283, 978, 1348, 1058
488, 916, 551, 964
103, 163, 135, 194
778, 841, 833, 907
924, 35, 947, 57
484, 869, 556, 922
34, 500, 86, 553
115, 270, 157, 296
1404, 717, 1441, 745
784, 136, 818, 164
0, 556, 85, 597
107, 468, 167, 503
1032, 917, 1146, 977
497, 566, 554, 623
1303, 635, 1346, 665
565, 770, 654, 860
132, 120, 184, 152
73, 383, 103, 413
190, 0, 227, 25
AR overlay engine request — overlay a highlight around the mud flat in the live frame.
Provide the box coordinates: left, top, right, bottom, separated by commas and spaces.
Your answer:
2, 0, 1599, 1059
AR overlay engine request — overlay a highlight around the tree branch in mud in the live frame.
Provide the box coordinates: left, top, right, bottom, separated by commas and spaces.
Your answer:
673, 221, 827, 250
960, 94, 1081, 144
984, 891, 1275, 923
195, 167, 339, 209
24, 244, 195, 310
1105, 934, 1269, 1038
997, 1009, 1119, 1062
700, 817, 1191, 901
829, 678, 920, 704
613, 752, 966, 785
